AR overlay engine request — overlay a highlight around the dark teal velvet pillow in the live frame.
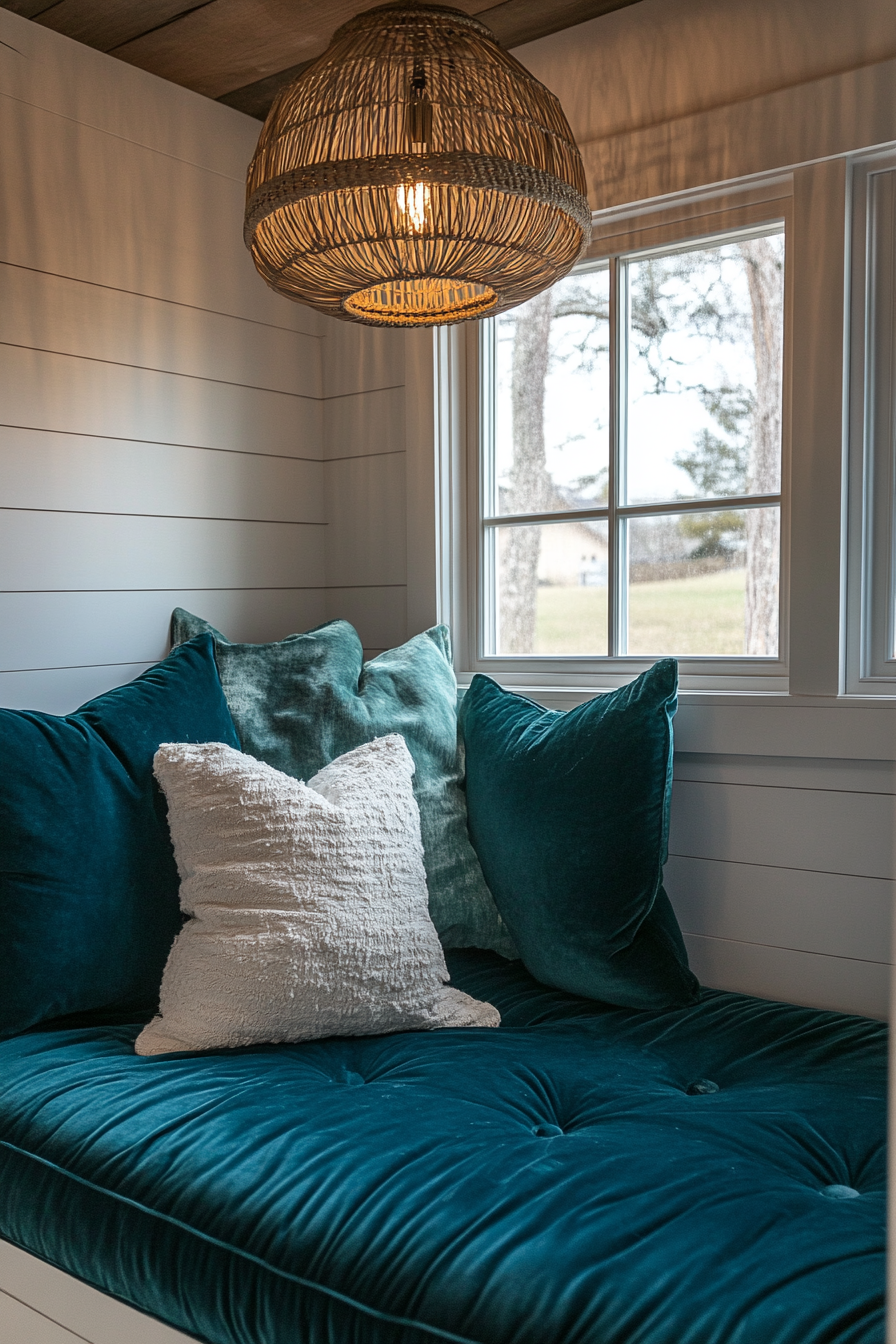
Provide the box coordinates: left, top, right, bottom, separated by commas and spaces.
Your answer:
458, 661, 699, 1009
171, 609, 516, 957
0, 635, 240, 1038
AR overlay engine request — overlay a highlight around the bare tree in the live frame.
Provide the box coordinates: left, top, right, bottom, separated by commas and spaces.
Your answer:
498, 289, 554, 654
739, 237, 783, 655
498, 281, 609, 653
638, 241, 784, 653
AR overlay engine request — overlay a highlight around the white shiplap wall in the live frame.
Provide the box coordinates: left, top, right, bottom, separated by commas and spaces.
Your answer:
0, 0, 892, 1024
665, 704, 895, 1020
0, 9, 328, 713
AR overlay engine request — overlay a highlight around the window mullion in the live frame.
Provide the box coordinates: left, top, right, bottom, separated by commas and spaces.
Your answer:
617, 493, 782, 519
609, 255, 626, 655
483, 507, 610, 528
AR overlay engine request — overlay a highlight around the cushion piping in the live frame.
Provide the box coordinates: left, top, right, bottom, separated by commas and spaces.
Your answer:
0, 1141, 481, 1344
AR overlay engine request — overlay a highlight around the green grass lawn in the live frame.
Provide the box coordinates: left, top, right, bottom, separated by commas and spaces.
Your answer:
534, 568, 746, 656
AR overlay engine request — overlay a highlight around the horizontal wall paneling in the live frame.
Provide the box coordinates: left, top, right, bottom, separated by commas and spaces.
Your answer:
675, 701, 896, 759
674, 750, 896, 793
683, 934, 890, 1021
667, 748, 894, 1018
0, 346, 322, 458
0, 430, 324, 522
0, 512, 324, 592
0, 588, 328, 675
0, 94, 313, 330
0, 1288, 90, 1343
668, 778, 895, 879
666, 855, 891, 962
0, 662, 155, 713
576, 58, 896, 213
0, 5, 265, 183
324, 386, 405, 460
317, 321, 411, 652
0, 263, 322, 398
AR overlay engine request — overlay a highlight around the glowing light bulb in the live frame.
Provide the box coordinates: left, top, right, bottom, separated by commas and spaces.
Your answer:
396, 181, 430, 234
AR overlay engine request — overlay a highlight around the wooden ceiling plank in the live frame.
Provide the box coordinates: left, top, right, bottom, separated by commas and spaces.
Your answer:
28, 0, 213, 53
2, 1, 62, 18
476, 0, 643, 50
109, 0, 364, 99
106, 1, 217, 53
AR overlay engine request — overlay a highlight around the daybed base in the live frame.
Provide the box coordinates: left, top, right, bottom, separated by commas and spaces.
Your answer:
0, 1240, 193, 1344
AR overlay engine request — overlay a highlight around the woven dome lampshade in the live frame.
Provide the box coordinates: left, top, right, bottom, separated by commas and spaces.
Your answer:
244, 1, 592, 327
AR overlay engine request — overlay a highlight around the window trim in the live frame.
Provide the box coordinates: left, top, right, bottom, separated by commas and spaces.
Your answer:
844, 150, 896, 695
460, 184, 794, 693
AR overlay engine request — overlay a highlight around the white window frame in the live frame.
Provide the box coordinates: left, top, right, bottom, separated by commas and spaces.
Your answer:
415, 156, 896, 704
844, 150, 896, 696
452, 178, 794, 696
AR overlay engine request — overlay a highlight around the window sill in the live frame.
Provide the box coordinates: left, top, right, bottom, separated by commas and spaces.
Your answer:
456, 680, 896, 757
458, 665, 789, 701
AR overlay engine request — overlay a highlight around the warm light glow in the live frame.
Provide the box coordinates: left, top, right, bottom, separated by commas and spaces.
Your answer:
396, 181, 430, 233
345, 277, 496, 325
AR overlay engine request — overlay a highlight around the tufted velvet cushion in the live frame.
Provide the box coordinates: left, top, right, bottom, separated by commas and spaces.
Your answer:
0, 636, 240, 1039
459, 661, 698, 1009
0, 952, 884, 1344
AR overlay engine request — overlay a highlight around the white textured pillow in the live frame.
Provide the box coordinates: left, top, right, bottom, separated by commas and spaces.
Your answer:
135, 735, 498, 1055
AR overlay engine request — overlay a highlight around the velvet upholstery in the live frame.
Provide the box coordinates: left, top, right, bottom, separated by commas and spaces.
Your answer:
459, 662, 698, 1009
0, 636, 239, 1038
170, 609, 514, 956
0, 951, 884, 1344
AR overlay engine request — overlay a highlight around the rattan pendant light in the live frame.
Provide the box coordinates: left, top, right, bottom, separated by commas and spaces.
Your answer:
244, 1, 591, 327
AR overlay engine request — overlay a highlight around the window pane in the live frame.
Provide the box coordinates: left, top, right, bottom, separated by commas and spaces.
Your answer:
494, 265, 610, 517
625, 232, 784, 506
493, 520, 609, 655
625, 507, 779, 656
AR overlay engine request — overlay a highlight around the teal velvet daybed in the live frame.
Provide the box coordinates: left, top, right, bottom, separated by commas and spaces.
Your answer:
0, 623, 886, 1344
0, 952, 885, 1344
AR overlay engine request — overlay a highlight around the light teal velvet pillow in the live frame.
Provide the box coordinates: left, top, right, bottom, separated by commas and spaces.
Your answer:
171, 610, 516, 958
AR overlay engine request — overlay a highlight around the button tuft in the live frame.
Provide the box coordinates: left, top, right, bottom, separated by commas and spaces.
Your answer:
534, 1123, 564, 1138
686, 1079, 719, 1095
821, 1184, 860, 1200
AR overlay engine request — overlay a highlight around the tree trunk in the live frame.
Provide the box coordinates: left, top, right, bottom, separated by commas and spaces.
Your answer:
499, 290, 554, 653
739, 238, 783, 656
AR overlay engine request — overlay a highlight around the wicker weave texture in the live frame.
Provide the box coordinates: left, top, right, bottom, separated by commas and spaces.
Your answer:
244, 1, 591, 326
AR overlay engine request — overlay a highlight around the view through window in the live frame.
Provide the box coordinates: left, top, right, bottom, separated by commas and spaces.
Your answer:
484, 226, 785, 658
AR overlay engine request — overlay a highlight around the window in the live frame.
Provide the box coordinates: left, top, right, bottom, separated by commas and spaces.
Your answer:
481, 224, 786, 672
